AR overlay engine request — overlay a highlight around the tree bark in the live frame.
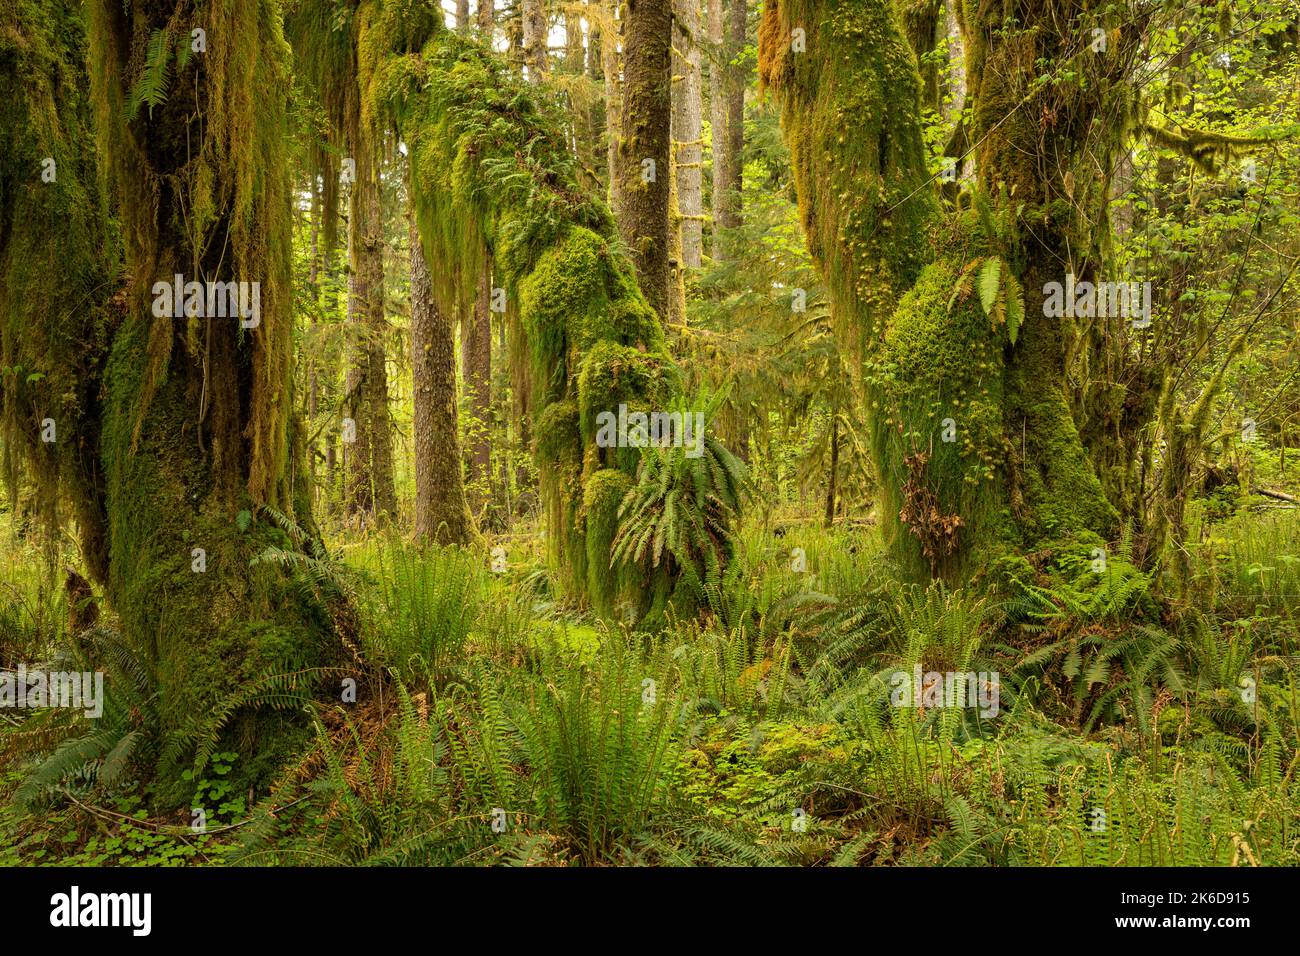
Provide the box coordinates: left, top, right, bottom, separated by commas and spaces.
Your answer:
523, 0, 549, 75
615, 0, 674, 319
343, 110, 396, 523
1, 0, 336, 799
601, 0, 623, 214
707, 0, 725, 260
672, 0, 704, 269
825, 412, 839, 528
710, 0, 745, 260
587, 3, 610, 186
410, 207, 474, 545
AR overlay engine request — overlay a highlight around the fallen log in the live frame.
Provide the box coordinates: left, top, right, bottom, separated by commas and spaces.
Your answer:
1252, 487, 1299, 504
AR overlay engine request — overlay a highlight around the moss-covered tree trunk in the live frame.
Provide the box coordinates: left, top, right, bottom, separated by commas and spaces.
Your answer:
711, 0, 745, 260
0, 0, 337, 799
615, 0, 674, 318
410, 197, 475, 544
902, 0, 942, 110
523, 0, 548, 74
957, 0, 1134, 552
760, 0, 1119, 580
362, 12, 741, 620
1, 0, 113, 584
462, 256, 494, 520
343, 104, 397, 522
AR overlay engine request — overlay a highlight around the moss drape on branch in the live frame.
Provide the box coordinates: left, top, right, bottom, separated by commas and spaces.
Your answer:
361, 10, 728, 618
1, 0, 338, 799
760, 0, 1121, 580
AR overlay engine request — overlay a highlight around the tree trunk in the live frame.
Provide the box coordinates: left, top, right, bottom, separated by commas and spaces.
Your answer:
902, 0, 943, 111
760, 0, 1119, 579
711, 0, 745, 260
523, 0, 548, 75
462, 255, 494, 520
825, 412, 839, 528
672, 0, 703, 269
707, 0, 726, 260
308, 184, 322, 492
615, 0, 674, 319
478, 0, 493, 33
343, 100, 396, 522
959, 0, 1128, 551
601, 0, 623, 214
566, 9, 584, 70
410, 207, 475, 545
567, 7, 600, 193
586, 2, 609, 186
0, 0, 337, 800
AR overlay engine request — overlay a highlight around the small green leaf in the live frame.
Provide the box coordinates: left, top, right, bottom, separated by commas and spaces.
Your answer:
1005, 272, 1024, 345
978, 257, 1002, 316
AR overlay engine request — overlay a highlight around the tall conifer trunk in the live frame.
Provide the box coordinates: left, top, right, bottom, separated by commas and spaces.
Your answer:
410, 204, 474, 544
343, 96, 396, 522
615, 0, 674, 318
672, 0, 704, 269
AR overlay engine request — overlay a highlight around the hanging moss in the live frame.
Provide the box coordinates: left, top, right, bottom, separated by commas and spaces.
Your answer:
358, 17, 714, 615
0, 0, 117, 579
760, 0, 1122, 582
48, 0, 339, 803
759, 0, 938, 365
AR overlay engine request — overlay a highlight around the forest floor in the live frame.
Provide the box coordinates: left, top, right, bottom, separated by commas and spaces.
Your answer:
2, 490, 1299, 866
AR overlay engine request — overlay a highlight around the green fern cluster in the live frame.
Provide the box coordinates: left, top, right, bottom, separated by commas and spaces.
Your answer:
9, 626, 156, 809
356, 538, 482, 688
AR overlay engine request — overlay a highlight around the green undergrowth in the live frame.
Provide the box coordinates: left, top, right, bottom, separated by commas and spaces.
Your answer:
6, 510, 1295, 866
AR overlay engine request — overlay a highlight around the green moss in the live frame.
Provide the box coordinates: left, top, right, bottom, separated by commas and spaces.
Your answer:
583, 468, 634, 619
761, 1, 1120, 584
523, 227, 663, 352
534, 400, 586, 594
366, 20, 732, 616
1006, 356, 1117, 548
0, 0, 116, 576
760, 0, 939, 365
81, 0, 330, 803
871, 255, 1011, 579
576, 342, 679, 465
535, 398, 583, 468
